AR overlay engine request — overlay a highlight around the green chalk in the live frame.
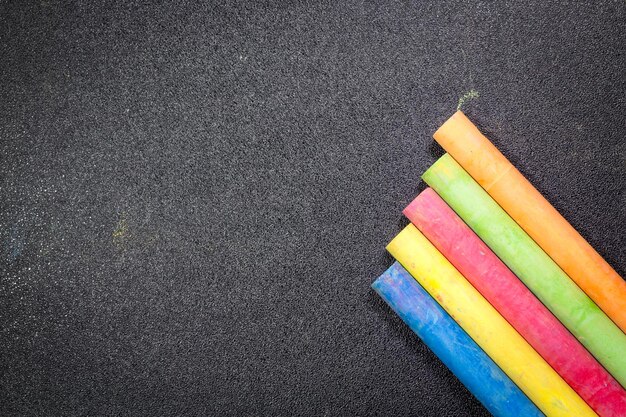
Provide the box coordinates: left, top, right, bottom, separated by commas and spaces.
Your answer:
422, 153, 626, 387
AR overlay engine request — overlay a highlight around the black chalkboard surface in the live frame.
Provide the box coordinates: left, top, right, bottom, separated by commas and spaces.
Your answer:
2, 2, 624, 416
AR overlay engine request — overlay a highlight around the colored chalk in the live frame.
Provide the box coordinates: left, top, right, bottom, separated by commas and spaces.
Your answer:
433, 111, 626, 334
387, 225, 597, 417
422, 154, 626, 388
404, 188, 626, 417
372, 262, 544, 417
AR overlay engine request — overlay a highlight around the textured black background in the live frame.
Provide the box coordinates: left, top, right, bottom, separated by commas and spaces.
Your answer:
1, 1, 625, 416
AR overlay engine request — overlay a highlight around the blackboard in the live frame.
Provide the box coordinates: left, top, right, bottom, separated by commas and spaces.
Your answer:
2, 1, 624, 416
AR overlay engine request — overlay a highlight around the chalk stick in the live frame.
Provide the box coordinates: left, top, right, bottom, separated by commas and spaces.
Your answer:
422, 154, 626, 388
372, 262, 544, 417
404, 188, 626, 417
387, 225, 597, 417
433, 111, 626, 334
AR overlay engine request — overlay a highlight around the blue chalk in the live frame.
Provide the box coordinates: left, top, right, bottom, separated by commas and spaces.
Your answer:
372, 262, 544, 417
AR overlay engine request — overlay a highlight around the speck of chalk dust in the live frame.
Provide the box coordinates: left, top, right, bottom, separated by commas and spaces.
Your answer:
457, 89, 480, 111
112, 213, 130, 247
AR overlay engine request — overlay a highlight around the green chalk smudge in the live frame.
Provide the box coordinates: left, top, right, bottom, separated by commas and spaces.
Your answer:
457, 89, 479, 110
113, 213, 130, 247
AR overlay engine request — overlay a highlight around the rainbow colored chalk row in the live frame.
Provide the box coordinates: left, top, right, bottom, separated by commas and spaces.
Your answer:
372, 112, 626, 417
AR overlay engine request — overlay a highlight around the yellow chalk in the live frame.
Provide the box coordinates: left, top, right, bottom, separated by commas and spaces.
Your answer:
387, 224, 597, 417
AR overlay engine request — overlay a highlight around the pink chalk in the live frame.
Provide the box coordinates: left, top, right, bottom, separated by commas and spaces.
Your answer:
404, 188, 626, 417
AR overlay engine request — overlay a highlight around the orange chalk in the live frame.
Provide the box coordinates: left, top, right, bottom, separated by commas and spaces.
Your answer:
433, 111, 626, 334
